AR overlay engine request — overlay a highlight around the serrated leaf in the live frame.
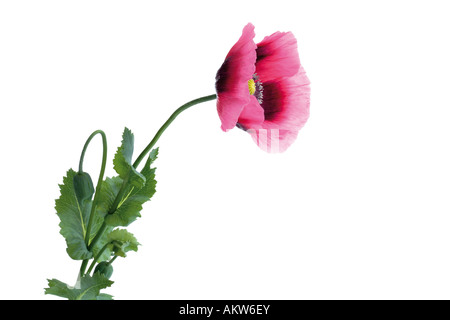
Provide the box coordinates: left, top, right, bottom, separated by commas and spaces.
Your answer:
107, 229, 139, 257
104, 198, 143, 227
55, 169, 93, 260
92, 224, 114, 263
90, 176, 123, 262
135, 147, 158, 201
148, 147, 159, 164
97, 176, 124, 215
113, 127, 146, 189
129, 147, 158, 202
45, 274, 113, 300
105, 148, 158, 227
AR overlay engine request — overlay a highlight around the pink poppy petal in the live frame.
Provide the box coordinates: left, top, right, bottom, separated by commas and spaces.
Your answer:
217, 95, 249, 132
236, 96, 265, 129
255, 31, 301, 83
262, 68, 310, 130
216, 23, 257, 131
247, 70, 310, 153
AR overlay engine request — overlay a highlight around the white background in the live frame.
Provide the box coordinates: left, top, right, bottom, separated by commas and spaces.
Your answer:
1, 0, 449, 300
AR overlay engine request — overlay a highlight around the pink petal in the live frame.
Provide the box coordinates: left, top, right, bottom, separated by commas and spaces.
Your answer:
247, 128, 300, 153
247, 70, 310, 153
255, 31, 300, 83
216, 23, 257, 131
237, 96, 264, 129
262, 67, 310, 128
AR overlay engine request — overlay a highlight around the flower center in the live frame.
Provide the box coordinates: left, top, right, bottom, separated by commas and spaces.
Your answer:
248, 74, 263, 104
248, 79, 256, 96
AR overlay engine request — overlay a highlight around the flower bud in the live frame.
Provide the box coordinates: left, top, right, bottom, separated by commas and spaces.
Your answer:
73, 172, 95, 205
94, 261, 114, 279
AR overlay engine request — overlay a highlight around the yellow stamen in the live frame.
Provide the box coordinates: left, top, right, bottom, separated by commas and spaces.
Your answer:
248, 79, 256, 95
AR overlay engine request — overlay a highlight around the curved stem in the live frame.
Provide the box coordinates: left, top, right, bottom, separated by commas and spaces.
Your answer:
79, 130, 107, 173
133, 94, 217, 168
77, 130, 108, 277
79, 130, 108, 248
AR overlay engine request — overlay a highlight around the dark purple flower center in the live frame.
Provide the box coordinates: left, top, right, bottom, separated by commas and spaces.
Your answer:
260, 81, 284, 121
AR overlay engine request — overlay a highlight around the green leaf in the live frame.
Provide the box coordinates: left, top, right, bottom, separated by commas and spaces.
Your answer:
45, 274, 113, 300
55, 169, 93, 260
105, 198, 143, 227
113, 127, 146, 189
104, 150, 157, 227
134, 147, 158, 201
96, 176, 124, 215
91, 176, 123, 262
96, 293, 114, 300
148, 147, 159, 164
107, 229, 140, 257
92, 226, 114, 262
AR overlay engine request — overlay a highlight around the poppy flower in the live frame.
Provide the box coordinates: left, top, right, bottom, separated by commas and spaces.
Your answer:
215, 23, 310, 153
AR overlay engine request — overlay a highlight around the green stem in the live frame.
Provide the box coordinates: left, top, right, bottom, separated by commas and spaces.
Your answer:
106, 255, 118, 267
78, 130, 107, 174
133, 94, 217, 168
88, 222, 107, 251
79, 260, 89, 278
87, 243, 109, 275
